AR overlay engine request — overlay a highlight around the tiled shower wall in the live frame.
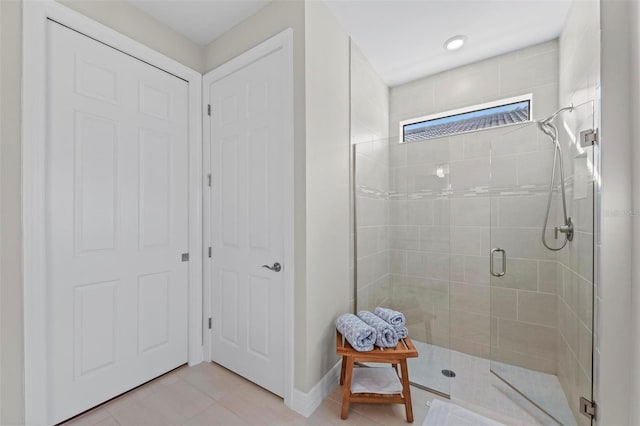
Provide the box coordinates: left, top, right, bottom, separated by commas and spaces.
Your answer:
350, 42, 391, 312
557, 1, 600, 423
387, 41, 562, 374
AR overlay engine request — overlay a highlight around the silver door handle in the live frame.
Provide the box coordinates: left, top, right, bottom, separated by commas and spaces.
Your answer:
490, 248, 506, 277
262, 262, 282, 272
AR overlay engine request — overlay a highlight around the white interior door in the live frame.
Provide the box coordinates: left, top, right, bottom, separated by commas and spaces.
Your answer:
206, 40, 288, 397
47, 21, 190, 423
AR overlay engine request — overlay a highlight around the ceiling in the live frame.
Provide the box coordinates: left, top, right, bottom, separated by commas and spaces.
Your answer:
128, 0, 571, 86
325, 0, 572, 87
128, 0, 272, 46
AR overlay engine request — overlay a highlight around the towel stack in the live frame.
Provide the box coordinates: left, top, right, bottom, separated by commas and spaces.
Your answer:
335, 313, 376, 352
358, 310, 399, 348
335, 306, 408, 351
374, 306, 408, 339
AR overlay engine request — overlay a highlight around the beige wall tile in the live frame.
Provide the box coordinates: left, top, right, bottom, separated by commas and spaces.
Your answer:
491, 287, 518, 320
538, 260, 559, 294
497, 318, 557, 360
450, 255, 465, 282
405, 137, 450, 165
450, 198, 491, 226
517, 291, 557, 327
449, 158, 490, 190
463, 255, 490, 285
491, 346, 557, 375
451, 310, 490, 346
434, 60, 500, 112
492, 258, 538, 291
419, 226, 450, 252
499, 50, 558, 94
577, 321, 593, 379
489, 155, 519, 189
406, 199, 434, 225
450, 337, 491, 359
497, 195, 553, 228
491, 123, 539, 157
450, 227, 483, 256
450, 283, 490, 316
389, 225, 420, 250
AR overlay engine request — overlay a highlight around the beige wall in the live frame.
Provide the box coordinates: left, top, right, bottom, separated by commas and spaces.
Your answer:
632, 1, 640, 424
350, 42, 390, 314
59, 0, 204, 72
203, 0, 303, 74
302, 0, 350, 391
598, 1, 633, 425
203, 0, 351, 393
557, 1, 600, 423
203, 0, 312, 392
1, 1, 24, 424
0, 2, 203, 423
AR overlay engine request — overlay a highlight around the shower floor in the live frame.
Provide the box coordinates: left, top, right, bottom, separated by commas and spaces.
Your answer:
408, 341, 576, 426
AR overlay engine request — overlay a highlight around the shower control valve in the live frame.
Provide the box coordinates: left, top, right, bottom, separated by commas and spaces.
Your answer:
554, 218, 574, 241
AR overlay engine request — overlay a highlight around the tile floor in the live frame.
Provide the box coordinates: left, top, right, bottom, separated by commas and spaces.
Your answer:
63, 359, 563, 426
62, 362, 434, 426
408, 341, 574, 425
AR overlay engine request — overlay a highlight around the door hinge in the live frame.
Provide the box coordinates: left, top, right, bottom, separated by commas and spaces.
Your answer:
181, 253, 189, 262
207, 104, 211, 117
208, 247, 212, 258
207, 174, 212, 187
579, 397, 596, 419
208, 317, 212, 329
580, 128, 598, 147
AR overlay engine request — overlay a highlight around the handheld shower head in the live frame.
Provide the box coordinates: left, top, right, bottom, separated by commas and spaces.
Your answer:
536, 121, 555, 140
536, 105, 574, 251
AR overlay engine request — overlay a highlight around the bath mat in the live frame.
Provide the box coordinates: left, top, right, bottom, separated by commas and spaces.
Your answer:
423, 399, 506, 426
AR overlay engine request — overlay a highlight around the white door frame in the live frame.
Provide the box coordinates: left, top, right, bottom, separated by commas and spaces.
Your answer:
22, 2, 203, 424
202, 29, 295, 408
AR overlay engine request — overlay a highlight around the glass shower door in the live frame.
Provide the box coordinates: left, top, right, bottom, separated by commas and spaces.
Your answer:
488, 102, 596, 425
353, 136, 452, 398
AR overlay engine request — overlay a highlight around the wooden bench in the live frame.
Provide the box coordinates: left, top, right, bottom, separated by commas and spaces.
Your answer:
336, 330, 419, 422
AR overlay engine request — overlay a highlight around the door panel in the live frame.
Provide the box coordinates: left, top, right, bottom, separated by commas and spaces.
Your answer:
489, 102, 596, 426
47, 21, 190, 423
208, 45, 286, 397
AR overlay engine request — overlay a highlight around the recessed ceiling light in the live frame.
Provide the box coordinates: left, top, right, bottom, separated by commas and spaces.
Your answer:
444, 35, 467, 51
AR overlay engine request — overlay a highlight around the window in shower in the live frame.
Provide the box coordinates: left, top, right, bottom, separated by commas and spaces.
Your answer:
400, 94, 532, 143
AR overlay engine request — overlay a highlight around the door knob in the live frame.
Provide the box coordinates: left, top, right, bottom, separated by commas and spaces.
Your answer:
262, 262, 282, 272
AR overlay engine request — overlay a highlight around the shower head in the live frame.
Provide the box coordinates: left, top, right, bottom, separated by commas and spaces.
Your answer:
535, 104, 573, 143
536, 104, 574, 126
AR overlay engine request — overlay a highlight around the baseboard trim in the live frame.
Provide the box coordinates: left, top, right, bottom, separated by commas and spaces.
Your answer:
288, 361, 342, 417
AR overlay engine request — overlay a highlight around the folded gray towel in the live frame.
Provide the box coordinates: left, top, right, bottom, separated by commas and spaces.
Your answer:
336, 313, 376, 352
374, 307, 406, 327
395, 326, 408, 339
358, 310, 399, 348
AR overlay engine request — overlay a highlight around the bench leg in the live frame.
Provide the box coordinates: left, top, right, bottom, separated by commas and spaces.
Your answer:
340, 356, 347, 386
341, 357, 354, 420
400, 360, 414, 423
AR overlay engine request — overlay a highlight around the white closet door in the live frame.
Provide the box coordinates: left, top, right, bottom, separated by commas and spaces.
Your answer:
47, 21, 189, 423
207, 42, 286, 397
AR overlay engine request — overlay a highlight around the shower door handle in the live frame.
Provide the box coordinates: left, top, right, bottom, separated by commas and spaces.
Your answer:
490, 248, 506, 277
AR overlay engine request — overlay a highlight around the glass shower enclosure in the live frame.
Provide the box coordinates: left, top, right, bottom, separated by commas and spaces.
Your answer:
352, 101, 596, 425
